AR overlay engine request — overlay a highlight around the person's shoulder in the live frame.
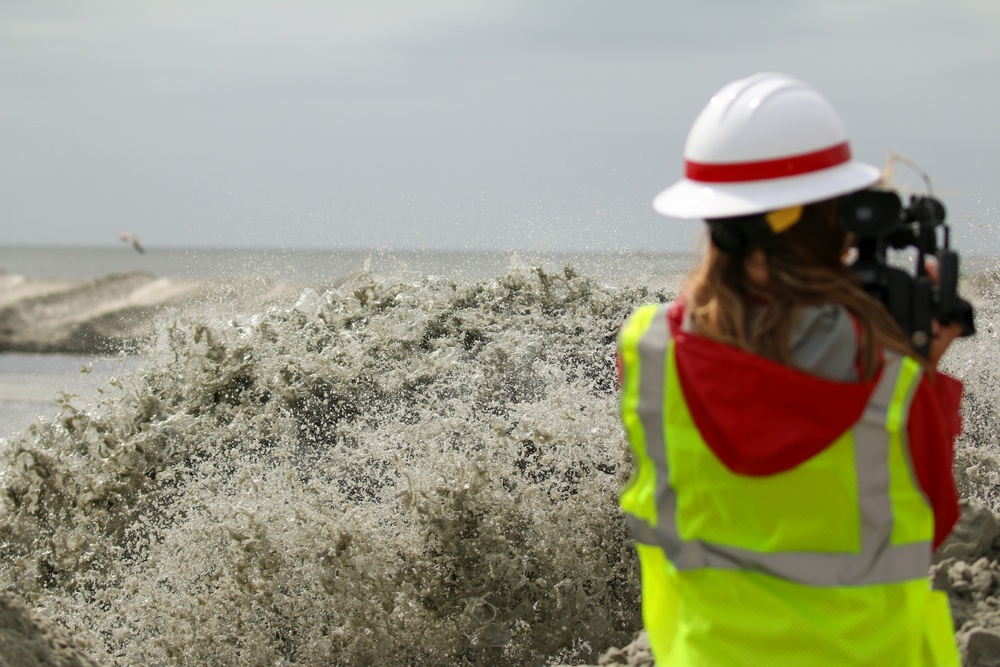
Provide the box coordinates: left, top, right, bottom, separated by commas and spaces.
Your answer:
622, 300, 674, 328
789, 303, 861, 381
618, 301, 677, 350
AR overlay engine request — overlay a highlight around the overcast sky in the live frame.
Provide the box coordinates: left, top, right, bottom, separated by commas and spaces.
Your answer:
2, 1, 999, 254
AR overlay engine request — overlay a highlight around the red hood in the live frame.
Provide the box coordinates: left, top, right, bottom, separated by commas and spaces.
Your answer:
667, 302, 879, 476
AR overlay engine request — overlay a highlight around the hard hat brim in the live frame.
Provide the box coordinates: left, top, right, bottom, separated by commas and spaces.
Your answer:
653, 160, 882, 220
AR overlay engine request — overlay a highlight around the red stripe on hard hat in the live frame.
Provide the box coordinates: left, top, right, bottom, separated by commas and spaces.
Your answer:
685, 142, 852, 183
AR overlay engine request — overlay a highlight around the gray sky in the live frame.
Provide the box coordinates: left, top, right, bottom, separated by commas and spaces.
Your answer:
2, 0, 999, 254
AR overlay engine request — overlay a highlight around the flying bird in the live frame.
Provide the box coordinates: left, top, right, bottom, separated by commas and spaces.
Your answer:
117, 230, 145, 254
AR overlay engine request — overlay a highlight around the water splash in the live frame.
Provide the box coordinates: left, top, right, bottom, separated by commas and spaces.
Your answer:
9, 259, 1000, 666
1, 267, 670, 666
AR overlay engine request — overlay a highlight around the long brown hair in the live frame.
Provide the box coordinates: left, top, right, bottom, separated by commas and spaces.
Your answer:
685, 198, 914, 380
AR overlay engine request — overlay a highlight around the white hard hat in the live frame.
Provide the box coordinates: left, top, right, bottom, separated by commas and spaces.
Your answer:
653, 73, 881, 220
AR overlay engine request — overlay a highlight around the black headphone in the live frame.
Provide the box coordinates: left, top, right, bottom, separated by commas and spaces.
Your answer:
706, 214, 776, 255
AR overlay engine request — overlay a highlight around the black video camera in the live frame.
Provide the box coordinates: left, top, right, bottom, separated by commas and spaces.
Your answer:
838, 189, 975, 358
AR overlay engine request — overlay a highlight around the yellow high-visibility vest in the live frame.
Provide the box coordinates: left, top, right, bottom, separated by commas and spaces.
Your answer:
618, 303, 959, 666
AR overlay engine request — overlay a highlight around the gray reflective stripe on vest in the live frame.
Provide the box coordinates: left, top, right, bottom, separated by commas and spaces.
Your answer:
625, 305, 931, 587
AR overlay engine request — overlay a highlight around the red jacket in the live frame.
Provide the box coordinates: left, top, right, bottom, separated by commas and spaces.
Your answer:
619, 300, 962, 549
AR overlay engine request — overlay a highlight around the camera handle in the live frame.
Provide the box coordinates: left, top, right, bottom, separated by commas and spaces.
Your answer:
935, 247, 976, 337
882, 265, 933, 358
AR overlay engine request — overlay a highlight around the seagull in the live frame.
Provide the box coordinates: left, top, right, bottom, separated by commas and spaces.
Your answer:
117, 230, 145, 254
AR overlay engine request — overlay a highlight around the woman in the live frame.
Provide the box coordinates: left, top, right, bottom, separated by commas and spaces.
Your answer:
618, 73, 965, 665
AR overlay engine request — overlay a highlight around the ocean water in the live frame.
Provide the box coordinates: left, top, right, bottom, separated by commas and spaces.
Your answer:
0, 353, 144, 440
0, 245, 696, 285
0, 246, 692, 440
1, 245, 999, 666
